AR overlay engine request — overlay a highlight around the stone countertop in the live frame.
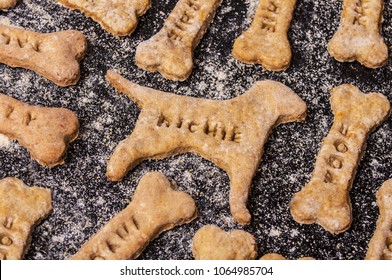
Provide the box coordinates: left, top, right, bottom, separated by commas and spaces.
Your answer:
1, 0, 391, 260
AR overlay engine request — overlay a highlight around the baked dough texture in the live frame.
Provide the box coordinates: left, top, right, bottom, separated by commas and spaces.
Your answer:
0, 25, 87, 86
365, 179, 392, 260
57, 0, 150, 36
290, 84, 390, 234
106, 70, 307, 225
0, 177, 52, 260
328, 0, 388, 68
70, 172, 197, 260
0, 93, 79, 167
192, 225, 257, 260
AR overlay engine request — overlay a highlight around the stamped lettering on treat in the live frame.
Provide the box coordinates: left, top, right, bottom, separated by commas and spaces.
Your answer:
328, 0, 388, 68
0, 0, 17, 10
0, 94, 79, 167
0, 25, 87, 87
135, 0, 222, 81
232, 0, 297, 71
105, 70, 307, 225
192, 225, 257, 260
366, 179, 392, 260
70, 172, 197, 260
290, 84, 390, 234
0, 178, 52, 260
57, 0, 151, 36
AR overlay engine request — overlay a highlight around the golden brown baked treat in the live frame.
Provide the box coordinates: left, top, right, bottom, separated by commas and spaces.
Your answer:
192, 225, 257, 260
0, 0, 17, 10
232, 0, 297, 71
57, 0, 150, 36
260, 253, 315, 260
365, 179, 392, 260
0, 93, 79, 166
106, 70, 307, 225
0, 177, 52, 260
135, 0, 222, 81
69, 172, 197, 260
290, 84, 390, 234
0, 25, 87, 86
328, 0, 388, 68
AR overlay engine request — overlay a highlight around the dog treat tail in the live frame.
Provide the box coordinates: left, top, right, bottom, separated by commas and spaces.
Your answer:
106, 70, 169, 108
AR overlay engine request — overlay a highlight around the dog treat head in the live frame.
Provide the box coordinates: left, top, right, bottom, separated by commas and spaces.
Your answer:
135, 0, 222, 81
365, 179, 392, 260
0, 177, 52, 260
0, 94, 80, 167
192, 225, 257, 260
327, 0, 388, 68
290, 84, 390, 234
70, 172, 197, 260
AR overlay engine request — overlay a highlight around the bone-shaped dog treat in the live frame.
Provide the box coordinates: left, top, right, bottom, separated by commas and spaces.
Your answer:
192, 225, 257, 260
290, 84, 390, 234
0, 177, 52, 260
135, 0, 222, 81
70, 172, 197, 260
327, 0, 388, 68
57, 0, 150, 36
365, 179, 392, 260
106, 70, 307, 225
260, 253, 315, 260
0, 93, 79, 166
0, 25, 87, 86
232, 0, 296, 71
0, 0, 17, 10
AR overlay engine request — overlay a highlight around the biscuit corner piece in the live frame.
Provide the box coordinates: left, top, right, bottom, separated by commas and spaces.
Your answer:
0, 93, 80, 167
365, 179, 392, 260
232, 0, 297, 71
69, 172, 197, 260
105, 70, 306, 225
327, 0, 388, 68
0, 0, 17, 10
290, 84, 390, 234
192, 225, 257, 260
57, 0, 151, 36
0, 177, 52, 260
0, 25, 87, 87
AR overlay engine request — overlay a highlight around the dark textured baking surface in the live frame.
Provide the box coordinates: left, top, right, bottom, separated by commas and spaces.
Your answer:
1, 0, 391, 260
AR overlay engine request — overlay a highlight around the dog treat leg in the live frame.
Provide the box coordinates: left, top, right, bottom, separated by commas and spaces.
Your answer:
135, 0, 222, 81
0, 93, 79, 166
0, 178, 52, 260
328, 0, 388, 68
232, 0, 296, 71
365, 179, 392, 260
0, 25, 87, 86
0, 0, 17, 10
192, 225, 257, 260
290, 84, 390, 234
70, 172, 197, 260
57, 0, 150, 36
106, 70, 307, 224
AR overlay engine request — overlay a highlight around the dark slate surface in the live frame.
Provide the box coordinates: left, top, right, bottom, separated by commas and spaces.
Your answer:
0, 0, 391, 260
